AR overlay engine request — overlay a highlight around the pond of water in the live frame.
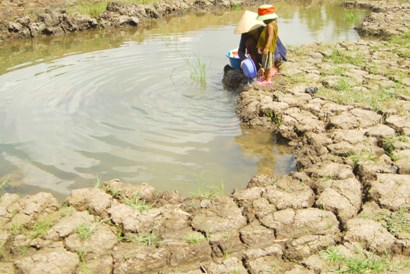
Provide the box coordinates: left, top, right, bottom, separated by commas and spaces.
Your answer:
0, 3, 367, 199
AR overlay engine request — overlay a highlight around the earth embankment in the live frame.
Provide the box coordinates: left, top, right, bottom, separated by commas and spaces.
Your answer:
0, 0, 409, 273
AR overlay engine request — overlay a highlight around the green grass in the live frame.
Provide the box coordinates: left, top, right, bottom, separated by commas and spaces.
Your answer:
184, 53, 207, 87
123, 232, 161, 247
345, 11, 358, 23
389, 32, 410, 58
69, 2, 107, 18
321, 247, 399, 273
94, 173, 103, 188
104, 185, 122, 199
326, 49, 366, 67
31, 217, 53, 238
381, 135, 407, 161
68, 0, 161, 18
191, 177, 225, 200
348, 152, 377, 168
186, 233, 207, 244
76, 223, 96, 240
59, 206, 76, 217
0, 177, 9, 194
124, 193, 152, 211
77, 249, 89, 274
231, 2, 241, 10
333, 66, 345, 75
288, 72, 307, 84
334, 77, 351, 92
319, 85, 406, 114
383, 207, 410, 237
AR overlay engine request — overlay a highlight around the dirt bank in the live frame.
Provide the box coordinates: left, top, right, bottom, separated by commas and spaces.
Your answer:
0, 0, 233, 41
1, 0, 409, 273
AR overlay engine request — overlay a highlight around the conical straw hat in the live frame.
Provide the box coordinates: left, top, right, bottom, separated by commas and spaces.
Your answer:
234, 10, 265, 34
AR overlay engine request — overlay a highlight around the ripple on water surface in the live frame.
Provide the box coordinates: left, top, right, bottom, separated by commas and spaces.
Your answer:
0, 4, 368, 197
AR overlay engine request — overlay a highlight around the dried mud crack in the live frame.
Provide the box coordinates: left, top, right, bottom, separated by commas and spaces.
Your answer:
1, 0, 410, 273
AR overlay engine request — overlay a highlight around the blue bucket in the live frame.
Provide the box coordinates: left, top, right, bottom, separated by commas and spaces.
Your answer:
226, 49, 241, 69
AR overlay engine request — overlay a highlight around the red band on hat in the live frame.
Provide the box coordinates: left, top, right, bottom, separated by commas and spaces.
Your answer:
258, 6, 276, 16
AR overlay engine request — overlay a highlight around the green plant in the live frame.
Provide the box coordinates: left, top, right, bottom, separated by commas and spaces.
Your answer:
382, 135, 396, 160
288, 72, 307, 84
271, 113, 282, 127
20, 246, 29, 255
94, 173, 103, 188
321, 247, 396, 273
59, 206, 75, 217
191, 177, 225, 199
76, 223, 96, 240
335, 77, 351, 92
31, 217, 53, 238
333, 66, 345, 75
348, 152, 377, 168
124, 193, 152, 212
327, 49, 365, 66
231, 2, 241, 10
69, 2, 107, 18
0, 177, 9, 194
77, 249, 89, 274
104, 185, 122, 199
389, 32, 410, 58
123, 232, 161, 247
186, 233, 207, 244
383, 207, 410, 237
185, 53, 207, 87
346, 11, 358, 22
10, 218, 22, 236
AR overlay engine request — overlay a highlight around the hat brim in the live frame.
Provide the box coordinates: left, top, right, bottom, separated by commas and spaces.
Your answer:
256, 13, 278, 21
234, 10, 265, 34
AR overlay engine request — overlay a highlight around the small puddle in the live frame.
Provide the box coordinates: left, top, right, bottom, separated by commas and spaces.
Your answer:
0, 3, 367, 198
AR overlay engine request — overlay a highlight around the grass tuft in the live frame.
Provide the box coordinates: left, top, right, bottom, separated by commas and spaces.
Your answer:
94, 173, 103, 188
383, 207, 410, 237
389, 32, 410, 58
191, 177, 225, 200
0, 177, 9, 194
348, 152, 377, 168
327, 49, 366, 66
381, 135, 407, 161
186, 233, 207, 244
68, 0, 162, 18
76, 223, 96, 240
123, 232, 161, 247
321, 247, 400, 273
184, 53, 207, 87
31, 217, 53, 238
124, 193, 152, 211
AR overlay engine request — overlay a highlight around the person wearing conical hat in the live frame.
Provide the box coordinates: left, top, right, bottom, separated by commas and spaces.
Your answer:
233, 8, 287, 76
256, 4, 279, 85
234, 10, 265, 70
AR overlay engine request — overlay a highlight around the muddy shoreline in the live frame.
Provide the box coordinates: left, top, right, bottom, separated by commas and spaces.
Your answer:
1, 0, 409, 273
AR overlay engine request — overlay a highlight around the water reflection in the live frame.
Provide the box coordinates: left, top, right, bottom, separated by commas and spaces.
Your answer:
0, 4, 367, 75
235, 126, 296, 176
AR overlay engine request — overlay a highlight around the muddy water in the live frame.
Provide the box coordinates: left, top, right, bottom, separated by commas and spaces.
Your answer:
0, 4, 367, 198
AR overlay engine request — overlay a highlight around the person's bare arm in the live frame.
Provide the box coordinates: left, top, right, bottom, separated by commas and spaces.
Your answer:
262, 24, 274, 55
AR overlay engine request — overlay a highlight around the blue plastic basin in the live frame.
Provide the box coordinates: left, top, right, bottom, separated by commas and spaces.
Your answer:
226, 50, 241, 69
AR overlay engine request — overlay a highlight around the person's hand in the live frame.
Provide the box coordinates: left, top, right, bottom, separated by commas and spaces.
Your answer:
262, 48, 269, 55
